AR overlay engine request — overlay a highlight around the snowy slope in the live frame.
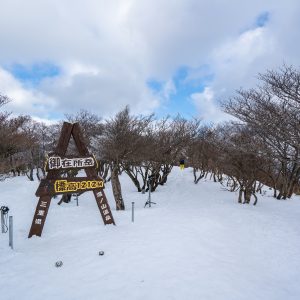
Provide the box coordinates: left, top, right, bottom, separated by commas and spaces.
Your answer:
0, 168, 300, 300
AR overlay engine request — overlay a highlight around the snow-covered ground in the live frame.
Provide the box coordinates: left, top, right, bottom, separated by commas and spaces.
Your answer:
0, 167, 300, 300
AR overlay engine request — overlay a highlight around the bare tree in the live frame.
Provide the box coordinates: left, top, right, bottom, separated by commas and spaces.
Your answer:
0, 94, 35, 180
223, 65, 300, 199
97, 106, 153, 210
65, 109, 103, 152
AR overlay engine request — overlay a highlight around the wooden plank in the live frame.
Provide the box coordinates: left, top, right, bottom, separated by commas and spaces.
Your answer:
72, 123, 115, 225
93, 189, 115, 225
54, 122, 74, 156
28, 195, 51, 238
28, 122, 74, 238
71, 123, 90, 155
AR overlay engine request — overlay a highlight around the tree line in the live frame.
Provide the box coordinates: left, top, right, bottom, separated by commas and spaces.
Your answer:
1, 64, 299, 209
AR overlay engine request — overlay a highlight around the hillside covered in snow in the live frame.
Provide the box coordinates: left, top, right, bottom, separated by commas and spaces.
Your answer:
1, 167, 300, 300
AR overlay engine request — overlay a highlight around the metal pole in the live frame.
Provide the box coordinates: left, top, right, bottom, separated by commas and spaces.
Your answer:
9, 216, 13, 249
76, 194, 79, 206
148, 183, 151, 207
131, 202, 134, 222
1, 210, 4, 233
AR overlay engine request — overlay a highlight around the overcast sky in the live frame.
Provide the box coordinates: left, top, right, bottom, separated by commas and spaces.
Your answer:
0, 0, 299, 123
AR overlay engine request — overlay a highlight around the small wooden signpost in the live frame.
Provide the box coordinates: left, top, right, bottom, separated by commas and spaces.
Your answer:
28, 122, 115, 238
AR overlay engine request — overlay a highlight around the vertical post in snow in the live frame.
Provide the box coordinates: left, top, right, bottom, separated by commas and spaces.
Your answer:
9, 216, 13, 249
1, 210, 4, 233
144, 178, 156, 208
131, 202, 134, 223
148, 184, 151, 207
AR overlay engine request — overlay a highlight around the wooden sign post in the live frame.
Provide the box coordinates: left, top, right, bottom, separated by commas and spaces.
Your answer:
28, 122, 115, 238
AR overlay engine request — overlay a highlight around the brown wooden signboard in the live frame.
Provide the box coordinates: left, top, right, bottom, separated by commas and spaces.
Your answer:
28, 122, 115, 238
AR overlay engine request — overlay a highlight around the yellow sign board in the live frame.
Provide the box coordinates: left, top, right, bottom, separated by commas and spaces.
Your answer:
54, 179, 104, 193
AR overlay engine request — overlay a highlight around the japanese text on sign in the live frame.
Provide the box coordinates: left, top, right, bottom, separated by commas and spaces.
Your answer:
54, 179, 104, 193
48, 156, 96, 170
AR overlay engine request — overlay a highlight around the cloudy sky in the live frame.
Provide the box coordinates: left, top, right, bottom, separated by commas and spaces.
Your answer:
0, 0, 299, 123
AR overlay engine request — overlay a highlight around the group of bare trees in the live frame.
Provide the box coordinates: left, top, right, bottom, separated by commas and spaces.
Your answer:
94, 108, 200, 209
223, 65, 300, 202
1, 64, 300, 209
0, 95, 38, 180
0, 96, 60, 181
187, 65, 300, 205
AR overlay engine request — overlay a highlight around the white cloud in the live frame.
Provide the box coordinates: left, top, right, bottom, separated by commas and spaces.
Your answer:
162, 80, 176, 100
191, 87, 229, 123
214, 28, 272, 71
0, 67, 58, 118
191, 24, 276, 121
187, 1, 300, 122
185, 2, 300, 123
0, 0, 300, 121
31, 116, 59, 126
38, 61, 160, 118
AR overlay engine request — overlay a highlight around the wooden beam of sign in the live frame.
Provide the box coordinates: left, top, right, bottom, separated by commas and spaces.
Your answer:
36, 177, 105, 197
72, 123, 115, 225
45, 155, 98, 171
28, 122, 74, 238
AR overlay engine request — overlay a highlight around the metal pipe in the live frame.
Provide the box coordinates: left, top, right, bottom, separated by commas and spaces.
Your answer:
1, 210, 4, 233
9, 216, 13, 249
148, 183, 151, 207
131, 202, 134, 222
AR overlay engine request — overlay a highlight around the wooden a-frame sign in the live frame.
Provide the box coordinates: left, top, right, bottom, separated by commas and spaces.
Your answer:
28, 122, 115, 238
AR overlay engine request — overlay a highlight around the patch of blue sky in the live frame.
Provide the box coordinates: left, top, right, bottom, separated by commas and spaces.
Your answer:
48, 111, 64, 120
147, 80, 163, 93
256, 11, 270, 28
31, 104, 63, 121
6, 62, 60, 87
148, 65, 213, 118
239, 11, 270, 35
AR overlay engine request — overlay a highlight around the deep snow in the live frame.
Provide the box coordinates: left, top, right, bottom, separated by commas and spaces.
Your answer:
0, 168, 300, 300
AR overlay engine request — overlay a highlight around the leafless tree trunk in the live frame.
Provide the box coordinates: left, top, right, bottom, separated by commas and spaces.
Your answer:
111, 164, 125, 210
